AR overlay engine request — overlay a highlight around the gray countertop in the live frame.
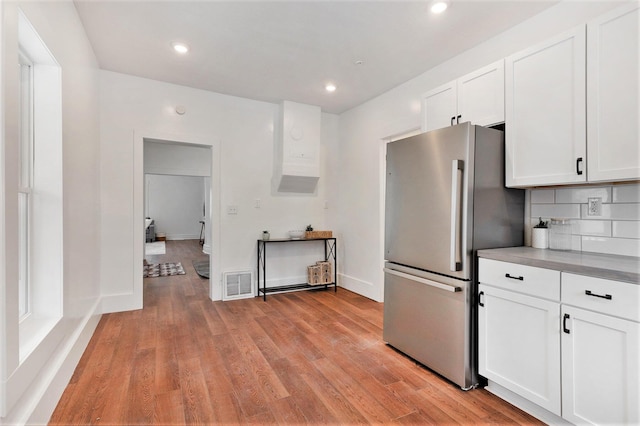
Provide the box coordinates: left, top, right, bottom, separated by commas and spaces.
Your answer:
477, 247, 640, 284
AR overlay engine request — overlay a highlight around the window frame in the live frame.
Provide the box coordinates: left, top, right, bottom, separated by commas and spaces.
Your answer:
18, 50, 34, 321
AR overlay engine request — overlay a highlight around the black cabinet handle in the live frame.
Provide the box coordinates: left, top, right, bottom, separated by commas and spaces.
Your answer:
456, 114, 461, 124
563, 313, 571, 334
585, 290, 612, 300
478, 291, 484, 307
576, 157, 584, 175
505, 273, 524, 281
451, 116, 455, 126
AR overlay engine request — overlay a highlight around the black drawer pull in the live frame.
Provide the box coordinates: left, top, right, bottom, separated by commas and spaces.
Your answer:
576, 157, 584, 175
478, 291, 485, 307
505, 273, 524, 281
585, 290, 612, 300
563, 313, 571, 334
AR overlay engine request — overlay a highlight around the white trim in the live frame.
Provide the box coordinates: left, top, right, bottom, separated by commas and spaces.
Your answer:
134, 130, 222, 303
100, 291, 142, 315
165, 234, 200, 241
144, 166, 209, 177
339, 273, 381, 302
3, 299, 101, 424
485, 380, 571, 426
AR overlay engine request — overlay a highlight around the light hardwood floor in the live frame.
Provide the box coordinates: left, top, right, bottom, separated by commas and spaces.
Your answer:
50, 239, 542, 425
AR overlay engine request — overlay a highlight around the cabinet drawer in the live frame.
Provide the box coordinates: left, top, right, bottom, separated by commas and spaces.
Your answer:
478, 258, 560, 301
562, 273, 640, 322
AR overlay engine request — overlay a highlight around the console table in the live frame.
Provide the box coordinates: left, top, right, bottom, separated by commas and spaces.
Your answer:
256, 237, 337, 300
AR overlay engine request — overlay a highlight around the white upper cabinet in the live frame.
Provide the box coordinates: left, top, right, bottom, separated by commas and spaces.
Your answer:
421, 81, 457, 132
505, 27, 587, 187
586, 4, 640, 182
422, 60, 504, 132
457, 61, 505, 129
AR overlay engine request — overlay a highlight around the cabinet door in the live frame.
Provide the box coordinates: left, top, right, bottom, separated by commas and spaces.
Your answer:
421, 81, 457, 132
561, 306, 639, 425
587, 4, 640, 182
505, 26, 586, 187
478, 284, 561, 414
457, 60, 504, 127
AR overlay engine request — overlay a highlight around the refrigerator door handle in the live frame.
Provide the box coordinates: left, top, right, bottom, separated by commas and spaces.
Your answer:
384, 268, 462, 292
450, 160, 464, 272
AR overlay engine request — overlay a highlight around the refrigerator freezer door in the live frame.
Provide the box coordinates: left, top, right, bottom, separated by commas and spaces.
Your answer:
385, 124, 473, 280
383, 268, 474, 389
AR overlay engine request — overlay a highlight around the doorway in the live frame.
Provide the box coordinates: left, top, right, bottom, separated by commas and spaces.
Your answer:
133, 130, 221, 303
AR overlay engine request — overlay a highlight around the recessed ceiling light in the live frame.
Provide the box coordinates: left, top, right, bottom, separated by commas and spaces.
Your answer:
171, 42, 189, 54
325, 83, 337, 93
431, 1, 448, 14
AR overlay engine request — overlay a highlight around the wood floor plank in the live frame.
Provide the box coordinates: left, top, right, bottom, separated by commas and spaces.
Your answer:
213, 332, 272, 418
386, 380, 459, 425
125, 348, 157, 424
299, 368, 370, 424
154, 343, 180, 394
153, 390, 184, 425
50, 239, 544, 425
210, 391, 243, 424
269, 357, 339, 424
177, 356, 215, 424
230, 329, 290, 401
313, 356, 397, 423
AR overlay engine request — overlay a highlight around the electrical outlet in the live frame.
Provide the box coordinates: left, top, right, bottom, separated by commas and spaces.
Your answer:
227, 205, 238, 215
587, 197, 601, 216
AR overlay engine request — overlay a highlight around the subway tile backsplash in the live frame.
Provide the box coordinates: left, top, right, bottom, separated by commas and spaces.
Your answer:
529, 183, 640, 258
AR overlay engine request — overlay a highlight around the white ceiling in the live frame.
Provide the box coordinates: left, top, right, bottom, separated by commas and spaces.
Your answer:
74, 0, 560, 114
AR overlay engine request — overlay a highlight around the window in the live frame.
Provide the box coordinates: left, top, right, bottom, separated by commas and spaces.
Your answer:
18, 52, 33, 319
17, 11, 63, 361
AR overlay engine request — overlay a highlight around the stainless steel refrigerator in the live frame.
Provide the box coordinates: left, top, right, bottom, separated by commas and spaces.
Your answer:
383, 122, 524, 389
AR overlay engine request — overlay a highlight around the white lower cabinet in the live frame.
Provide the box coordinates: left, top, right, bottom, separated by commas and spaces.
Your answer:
478, 284, 561, 414
479, 258, 640, 425
561, 305, 639, 425
561, 273, 640, 425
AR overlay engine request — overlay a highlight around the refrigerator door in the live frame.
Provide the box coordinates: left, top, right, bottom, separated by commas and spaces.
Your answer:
385, 123, 473, 280
383, 266, 474, 389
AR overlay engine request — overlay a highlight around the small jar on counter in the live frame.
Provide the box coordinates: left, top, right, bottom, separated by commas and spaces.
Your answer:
549, 218, 572, 250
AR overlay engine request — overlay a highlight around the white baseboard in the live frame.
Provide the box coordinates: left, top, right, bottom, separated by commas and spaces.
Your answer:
485, 380, 570, 425
3, 299, 102, 425
166, 233, 199, 240
339, 273, 381, 302
100, 291, 142, 314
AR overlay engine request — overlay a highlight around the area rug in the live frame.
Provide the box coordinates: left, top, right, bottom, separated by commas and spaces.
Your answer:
144, 262, 185, 278
192, 260, 210, 278
145, 241, 166, 255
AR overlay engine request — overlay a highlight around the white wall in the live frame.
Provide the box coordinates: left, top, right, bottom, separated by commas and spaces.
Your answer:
330, 1, 628, 302
0, 1, 102, 423
144, 140, 211, 177
100, 70, 339, 309
146, 174, 205, 240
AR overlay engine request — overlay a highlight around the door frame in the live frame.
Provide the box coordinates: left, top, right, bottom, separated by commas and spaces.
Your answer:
133, 130, 222, 302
